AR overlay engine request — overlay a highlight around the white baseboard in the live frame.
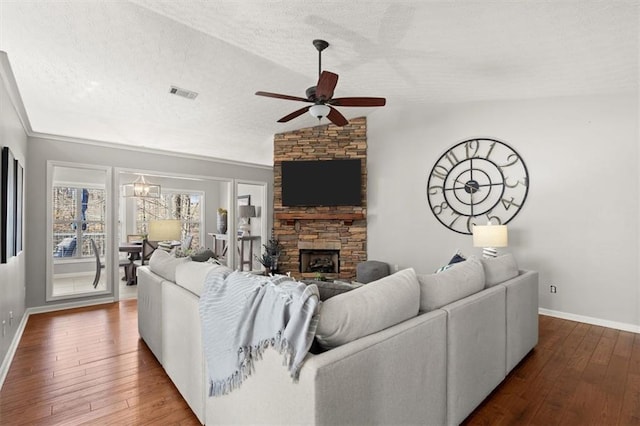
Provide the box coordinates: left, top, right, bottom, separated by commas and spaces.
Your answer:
539, 308, 640, 333
0, 310, 29, 390
0, 297, 115, 390
26, 297, 115, 315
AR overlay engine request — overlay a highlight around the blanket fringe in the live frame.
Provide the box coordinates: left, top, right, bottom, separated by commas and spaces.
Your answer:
209, 330, 301, 397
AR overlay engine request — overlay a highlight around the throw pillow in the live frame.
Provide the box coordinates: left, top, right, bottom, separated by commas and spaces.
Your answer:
417, 256, 485, 312
435, 250, 466, 273
175, 262, 233, 296
481, 253, 519, 287
303, 280, 363, 301
190, 248, 215, 262
315, 268, 420, 349
149, 249, 191, 282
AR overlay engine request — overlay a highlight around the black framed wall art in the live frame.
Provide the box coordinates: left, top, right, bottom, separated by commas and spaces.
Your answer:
1, 146, 21, 263
15, 159, 23, 254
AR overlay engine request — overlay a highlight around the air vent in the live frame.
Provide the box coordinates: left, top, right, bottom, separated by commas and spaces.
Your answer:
169, 86, 198, 100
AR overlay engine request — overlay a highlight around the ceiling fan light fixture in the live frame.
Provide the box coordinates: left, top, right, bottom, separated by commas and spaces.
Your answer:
309, 104, 330, 119
255, 39, 385, 127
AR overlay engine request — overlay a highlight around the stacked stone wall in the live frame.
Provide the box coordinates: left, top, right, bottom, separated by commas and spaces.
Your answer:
273, 117, 367, 280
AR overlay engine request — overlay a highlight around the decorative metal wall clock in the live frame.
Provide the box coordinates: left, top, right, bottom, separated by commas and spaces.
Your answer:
427, 138, 529, 234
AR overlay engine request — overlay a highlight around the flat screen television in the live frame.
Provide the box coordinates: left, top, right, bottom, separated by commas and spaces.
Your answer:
281, 159, 362, 206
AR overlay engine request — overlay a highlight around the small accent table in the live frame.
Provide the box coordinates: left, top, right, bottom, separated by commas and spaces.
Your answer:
208, 233, 260, 271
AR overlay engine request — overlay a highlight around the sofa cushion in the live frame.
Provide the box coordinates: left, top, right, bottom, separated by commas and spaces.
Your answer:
417, 256, 485, 312
303, 280, 363, 301
175, 261, 233, 296
315, 268, 420, 349
149, 249, 191, 283
481, 253, 519, 287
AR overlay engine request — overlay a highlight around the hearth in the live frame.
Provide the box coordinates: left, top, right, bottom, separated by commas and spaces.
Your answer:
299, 249, 340, 274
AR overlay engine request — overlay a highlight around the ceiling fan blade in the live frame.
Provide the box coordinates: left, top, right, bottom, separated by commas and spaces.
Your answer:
316, 71, 339, 101
255, 91, 311, 102
277, 106, 311, 123
327, 106, 349, 127
331, 97, 386, 107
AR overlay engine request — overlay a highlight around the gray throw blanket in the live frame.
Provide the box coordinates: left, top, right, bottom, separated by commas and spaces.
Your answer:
199, 270, 320, 397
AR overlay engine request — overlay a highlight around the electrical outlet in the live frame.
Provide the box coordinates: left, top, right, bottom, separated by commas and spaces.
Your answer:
394, 264, 399, 272
550, 285, 557, 294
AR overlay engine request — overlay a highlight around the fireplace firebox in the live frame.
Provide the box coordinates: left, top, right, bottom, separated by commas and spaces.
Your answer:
299, 249, 340, 274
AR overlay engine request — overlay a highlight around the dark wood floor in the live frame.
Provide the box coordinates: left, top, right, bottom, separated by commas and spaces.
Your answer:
0, 302, 639, 425
0, 300, 199, 425
464, 314, 640, 425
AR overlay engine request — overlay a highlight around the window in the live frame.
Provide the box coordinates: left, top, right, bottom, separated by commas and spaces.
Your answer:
135, 191, 202, 248
52, 186, 106, 258
48, 163, 111, 302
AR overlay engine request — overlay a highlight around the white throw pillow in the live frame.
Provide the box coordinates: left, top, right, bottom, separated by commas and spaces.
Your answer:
315, 268, 420, 349
148, 249, 191, 283
175, 261, 232, 296
417, 256, 485, 313
481, 253, 519, 287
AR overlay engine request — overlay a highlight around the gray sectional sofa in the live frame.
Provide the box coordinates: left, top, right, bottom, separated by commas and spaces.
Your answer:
137, 250, 538, 425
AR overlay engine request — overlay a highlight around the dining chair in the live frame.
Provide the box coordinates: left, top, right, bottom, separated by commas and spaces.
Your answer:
89, 238, 103, 288
134, 239, 158, 267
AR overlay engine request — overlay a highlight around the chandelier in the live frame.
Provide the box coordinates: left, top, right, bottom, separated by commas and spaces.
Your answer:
122, 175, 160, 198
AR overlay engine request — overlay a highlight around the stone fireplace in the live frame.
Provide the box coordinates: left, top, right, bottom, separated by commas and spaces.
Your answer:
273, 117, 367, 281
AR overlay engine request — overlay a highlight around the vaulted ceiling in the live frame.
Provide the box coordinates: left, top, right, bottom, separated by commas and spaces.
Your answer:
0, 1, 637, 165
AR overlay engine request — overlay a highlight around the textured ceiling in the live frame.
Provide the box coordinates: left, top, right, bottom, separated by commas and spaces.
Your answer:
0, 1, 637, 165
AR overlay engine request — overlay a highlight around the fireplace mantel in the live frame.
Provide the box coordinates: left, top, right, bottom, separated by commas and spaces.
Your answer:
275, 212, 365, 226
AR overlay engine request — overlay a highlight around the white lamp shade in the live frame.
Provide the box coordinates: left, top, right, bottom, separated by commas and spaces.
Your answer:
472, 224, 508, 248
238, 205, 256, 218
309, 104, 330, 119
148, 219, 182, 241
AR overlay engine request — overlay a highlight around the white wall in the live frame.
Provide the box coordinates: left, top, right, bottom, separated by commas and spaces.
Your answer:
367, 93, 639, 328
0, 56, 27, 366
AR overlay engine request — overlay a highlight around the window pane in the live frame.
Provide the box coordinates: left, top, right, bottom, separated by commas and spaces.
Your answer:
82, 225, 105, 257
53, 187, 77, 221
134, 191, 202, 246
84, 189, 106, 222
52, 232, 76, 256
52, 186, 107, 258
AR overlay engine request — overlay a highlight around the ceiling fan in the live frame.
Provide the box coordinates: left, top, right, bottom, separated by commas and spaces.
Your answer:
255, 39, 386, 127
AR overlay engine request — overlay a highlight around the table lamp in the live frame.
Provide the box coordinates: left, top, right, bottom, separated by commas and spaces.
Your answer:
472, 223, 508, 258
148, 219, 182, 242
238, 205, 256, 236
